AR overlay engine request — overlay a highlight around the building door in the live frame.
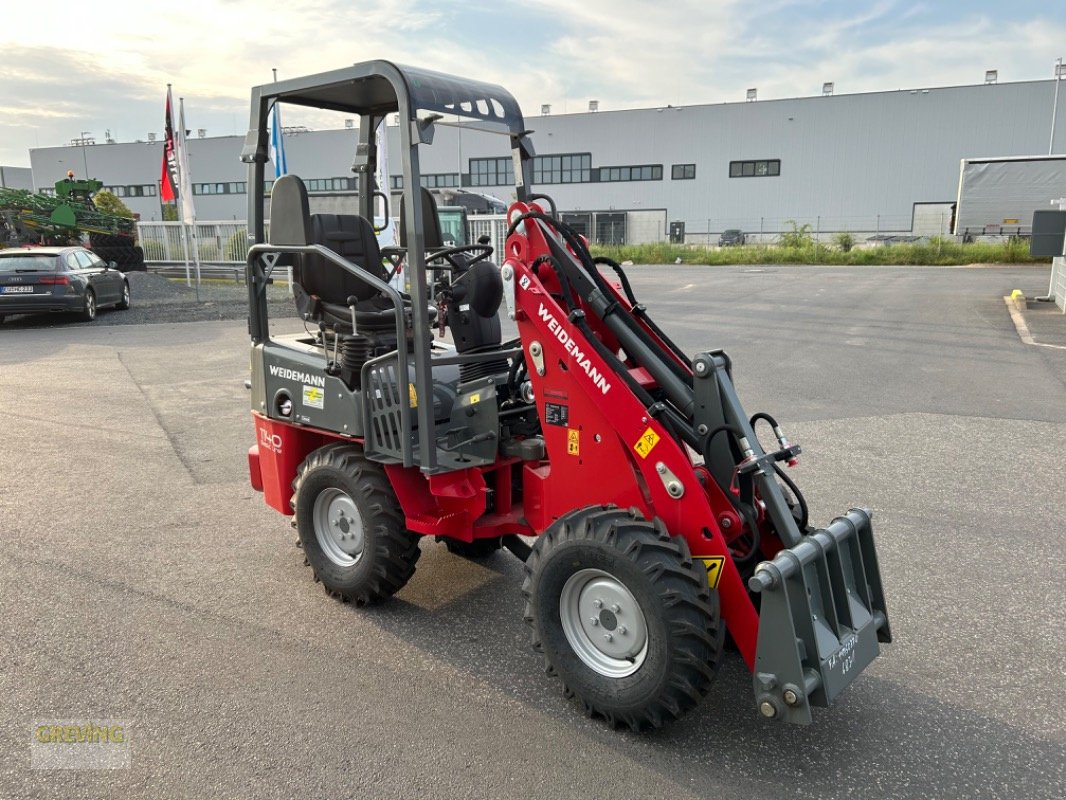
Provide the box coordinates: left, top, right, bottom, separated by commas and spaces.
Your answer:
562, 213, 591, 239
669, 221, 685, 243
595, 213, 626, 245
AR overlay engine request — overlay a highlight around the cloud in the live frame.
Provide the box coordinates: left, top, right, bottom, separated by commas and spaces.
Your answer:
0, 0, 1063, 166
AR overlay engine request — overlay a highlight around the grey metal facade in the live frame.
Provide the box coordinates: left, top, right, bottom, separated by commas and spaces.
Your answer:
26, 78, 1066, 240
0, 166, 33, 190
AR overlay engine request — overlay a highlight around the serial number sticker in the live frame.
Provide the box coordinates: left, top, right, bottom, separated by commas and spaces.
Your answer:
701, 556, 725, 589
567, 428, 580, 456
544, 402, 569, 426
302, 385, 324, 410
633, 427, 660, 459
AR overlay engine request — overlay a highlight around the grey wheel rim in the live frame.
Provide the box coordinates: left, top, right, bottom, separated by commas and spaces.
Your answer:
312, 488, 364, 567
85, 292, 95, 319
122, 284, 129, 306
559, 568, 649, 678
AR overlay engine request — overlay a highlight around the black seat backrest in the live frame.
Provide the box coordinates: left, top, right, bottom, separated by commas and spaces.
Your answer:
269, 174, 312, 246
304, 213, 385, 304
398, 187, 444, 251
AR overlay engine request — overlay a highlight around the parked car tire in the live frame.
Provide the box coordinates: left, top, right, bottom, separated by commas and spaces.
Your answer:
81, 289, 96, 322
116, 281, 131, 310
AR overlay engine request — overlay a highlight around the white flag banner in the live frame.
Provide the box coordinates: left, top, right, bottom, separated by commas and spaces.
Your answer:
176, 99, 197, 226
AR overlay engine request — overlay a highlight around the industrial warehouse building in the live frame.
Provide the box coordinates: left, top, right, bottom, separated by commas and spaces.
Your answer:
25, 77, 1066, 244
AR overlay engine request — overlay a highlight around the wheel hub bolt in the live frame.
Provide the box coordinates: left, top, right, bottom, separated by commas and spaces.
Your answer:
593, 598, 603, 608
589, 618, 599, 626
604, 633, 613, 643
611, 603, 621, 613
618, 626, 627, 635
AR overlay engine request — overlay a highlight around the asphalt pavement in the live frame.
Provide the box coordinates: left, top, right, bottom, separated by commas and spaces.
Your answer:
1, 265, 1063, 799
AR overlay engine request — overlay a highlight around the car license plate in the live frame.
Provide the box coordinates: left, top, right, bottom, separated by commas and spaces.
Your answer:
1, 285, 34, 294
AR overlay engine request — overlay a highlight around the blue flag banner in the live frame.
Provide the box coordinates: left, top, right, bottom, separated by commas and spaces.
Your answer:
270, 103, 288, 178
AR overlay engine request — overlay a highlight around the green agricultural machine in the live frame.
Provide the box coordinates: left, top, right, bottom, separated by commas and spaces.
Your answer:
0, 175, 145, 269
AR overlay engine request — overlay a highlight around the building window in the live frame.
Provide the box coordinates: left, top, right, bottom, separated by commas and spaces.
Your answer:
729, 159, 780, 178
389, 175, 404, 190
533, 153, 591, 184
121, 184, 158, 198
469, 157, 510, 186
599, 164, 663, 182
420, 173, 460, 189
671, 163, 696, 180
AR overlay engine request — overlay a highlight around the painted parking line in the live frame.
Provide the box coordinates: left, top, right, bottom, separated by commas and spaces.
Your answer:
1003, 296, 1066, 351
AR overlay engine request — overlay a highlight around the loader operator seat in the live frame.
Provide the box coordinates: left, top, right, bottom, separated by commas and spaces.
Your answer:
270, 174, 407, 333
398, 187, 445, 251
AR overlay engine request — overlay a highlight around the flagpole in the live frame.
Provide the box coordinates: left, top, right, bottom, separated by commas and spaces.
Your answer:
178, 97, 200, 301
272, 67, 293, 296
165, 83, 192, 286
179, 221, 192, 287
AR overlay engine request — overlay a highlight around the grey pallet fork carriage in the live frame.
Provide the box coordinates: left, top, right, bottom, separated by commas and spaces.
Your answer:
749, 508, 891, 724
687, 351, 891, 723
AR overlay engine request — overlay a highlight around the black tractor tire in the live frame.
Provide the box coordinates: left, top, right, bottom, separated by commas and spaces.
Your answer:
523, 505, 723, 731
292, 444, 420, 605
438, 536, 503, 559
81, 289, 97, 322
116, 280, 130, 310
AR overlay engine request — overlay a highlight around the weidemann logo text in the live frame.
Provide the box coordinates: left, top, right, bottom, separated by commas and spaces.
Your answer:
537, 303, 611, 395
269, 365, 326, 388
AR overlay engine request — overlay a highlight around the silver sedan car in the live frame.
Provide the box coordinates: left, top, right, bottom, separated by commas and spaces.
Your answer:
0, 246, 130, 323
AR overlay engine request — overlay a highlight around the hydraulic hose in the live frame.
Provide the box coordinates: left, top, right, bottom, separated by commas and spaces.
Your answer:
750, 412, 810, 531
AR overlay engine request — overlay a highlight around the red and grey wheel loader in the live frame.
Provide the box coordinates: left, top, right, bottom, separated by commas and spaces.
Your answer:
243, 61, 891, 729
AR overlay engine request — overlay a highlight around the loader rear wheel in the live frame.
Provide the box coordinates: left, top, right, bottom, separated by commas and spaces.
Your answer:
292, 444, 421, 605
522, 505, 723, 731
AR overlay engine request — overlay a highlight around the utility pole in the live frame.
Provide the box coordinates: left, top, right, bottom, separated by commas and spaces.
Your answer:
1051, 58, 1063, 155
79, 131, 91, 178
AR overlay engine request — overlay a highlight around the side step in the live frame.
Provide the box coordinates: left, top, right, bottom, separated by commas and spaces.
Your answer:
748, 508, 891, 724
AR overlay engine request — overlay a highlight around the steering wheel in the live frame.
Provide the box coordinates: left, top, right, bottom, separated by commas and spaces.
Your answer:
425, 244, 493, 272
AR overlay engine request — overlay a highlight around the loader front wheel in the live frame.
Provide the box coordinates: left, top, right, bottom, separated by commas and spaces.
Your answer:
292, 444, 420, 605
523, 505, 723, 730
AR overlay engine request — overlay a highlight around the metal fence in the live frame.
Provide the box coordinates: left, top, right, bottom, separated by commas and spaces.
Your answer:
137, 217, 511, 266
137, 221, 250, 264
138, 211, 952, 267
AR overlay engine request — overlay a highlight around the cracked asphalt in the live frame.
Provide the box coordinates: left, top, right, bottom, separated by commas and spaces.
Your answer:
1, 264, 1063, 799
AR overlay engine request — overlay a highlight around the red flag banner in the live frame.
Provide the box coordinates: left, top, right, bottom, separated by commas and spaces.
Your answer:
160, 87, 178, 203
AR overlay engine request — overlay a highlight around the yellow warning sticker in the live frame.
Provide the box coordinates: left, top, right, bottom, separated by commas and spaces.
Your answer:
408, 383, 418, 408
567, 428, 580, 456
302, 384, 324, 410
468, 392, 481, 405
633, 427, 660, 459
701, 556, 725, 589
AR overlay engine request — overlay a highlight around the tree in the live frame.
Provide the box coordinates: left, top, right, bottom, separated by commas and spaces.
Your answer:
93, 190, 135, 218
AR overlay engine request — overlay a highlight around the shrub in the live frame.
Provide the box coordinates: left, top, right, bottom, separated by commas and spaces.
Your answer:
225, 230, 249, 262
779, 220, 814, 249
141, 239, 166, 261
833, 231, 855, 253
588, 239, 1049, 267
